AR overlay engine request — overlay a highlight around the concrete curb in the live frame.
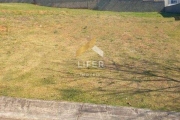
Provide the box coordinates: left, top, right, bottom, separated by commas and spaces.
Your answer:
0, 96, 179, 120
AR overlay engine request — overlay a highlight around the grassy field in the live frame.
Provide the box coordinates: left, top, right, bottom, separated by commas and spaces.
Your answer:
0, 3, 180, 112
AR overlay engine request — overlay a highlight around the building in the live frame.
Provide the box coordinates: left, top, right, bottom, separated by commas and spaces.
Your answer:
165, 0, 180, 6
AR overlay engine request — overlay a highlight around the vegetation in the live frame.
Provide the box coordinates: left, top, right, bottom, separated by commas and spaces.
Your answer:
0, 3, 180, 111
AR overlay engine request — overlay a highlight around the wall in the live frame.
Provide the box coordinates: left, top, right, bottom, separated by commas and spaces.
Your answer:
35, 0, 165, 12
97, 0, 165, 12
0, 0, 32, 3
0, 0, 165, 12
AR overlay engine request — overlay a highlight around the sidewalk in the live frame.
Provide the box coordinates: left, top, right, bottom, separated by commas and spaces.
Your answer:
0, 96, 179, 120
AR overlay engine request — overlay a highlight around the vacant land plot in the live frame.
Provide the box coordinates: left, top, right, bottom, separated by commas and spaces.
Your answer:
0, 3, 180, 112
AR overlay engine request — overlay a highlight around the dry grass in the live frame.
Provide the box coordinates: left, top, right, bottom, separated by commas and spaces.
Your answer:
0, 3, 180, 111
